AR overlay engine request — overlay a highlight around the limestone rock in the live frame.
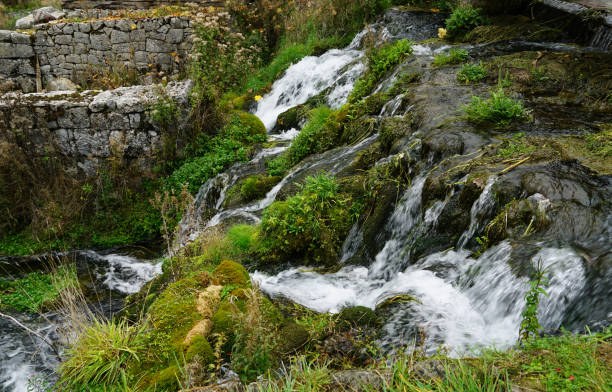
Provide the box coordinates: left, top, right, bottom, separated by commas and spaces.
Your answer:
331, 369, 393, 391
15, 15, 35, 30
33, 7, 66, 24
46, 77, 78, 91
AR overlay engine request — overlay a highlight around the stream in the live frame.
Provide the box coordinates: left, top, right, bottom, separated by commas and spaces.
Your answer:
1, 6, 610, 390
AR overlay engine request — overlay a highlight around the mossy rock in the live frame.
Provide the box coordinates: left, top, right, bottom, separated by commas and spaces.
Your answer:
150, 365, 180, 391
275, 106, 300, 131
241, 175, 282, 202
337, 306, 377, 330
214, 260, 251, 287
185, 335, 215, 365
211, 308, 236, 355
278, 322, 309, 353
379, 113, 417, 153
235, 111, 267, 139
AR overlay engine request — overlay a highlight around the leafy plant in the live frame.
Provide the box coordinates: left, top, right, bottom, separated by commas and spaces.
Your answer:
497, 133, 536, 158
463, 88, 528, 126
433, 48, 469, 67
457, 62, 487, 83
445, 6, 489, 40
519, 259, 549, 342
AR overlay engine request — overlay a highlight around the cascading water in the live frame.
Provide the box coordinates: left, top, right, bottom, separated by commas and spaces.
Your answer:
0, 251, 162, 392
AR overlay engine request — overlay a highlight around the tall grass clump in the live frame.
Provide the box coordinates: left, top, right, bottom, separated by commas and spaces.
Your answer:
349, 39, 414, 103
444, 6, 489, 40
464, 88, 527, 126
58, 318, 144, 388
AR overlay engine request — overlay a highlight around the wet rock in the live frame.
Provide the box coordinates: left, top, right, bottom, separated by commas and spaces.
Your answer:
338, 306, 378, 330
412, 359, 447, 380
279, 322, 309, 353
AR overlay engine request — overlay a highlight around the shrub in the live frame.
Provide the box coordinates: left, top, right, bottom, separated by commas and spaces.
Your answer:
464, 88, 528, 126
166, 112, 267, 194
259, 174, 357, 265
457, 62, 487, 83
445, 6, 489, 40
58, 318, 144, 388
268, 107, 342, 175
349, 39, 414, 103
226, 224, 259, 254
240, 175, 281, 201
433, 48, 469, 67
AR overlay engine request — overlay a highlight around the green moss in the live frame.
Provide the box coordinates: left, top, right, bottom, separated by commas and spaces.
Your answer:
214, 260, 251, 287
226, 224, 259, 255
149, 365, 180, 391
233, 111, 267, 141
211, 307, 236, 355
185, 335, 215, 364
146, 277, 202, 363
379, 113, 417, 153
337, 306, 378, 330
278, 322, 309, 353
241, 175, 281, 201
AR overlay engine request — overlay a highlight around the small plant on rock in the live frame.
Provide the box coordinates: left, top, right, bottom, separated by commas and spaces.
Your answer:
457, 62, 487, 83
464, 88, 528, 126
519, 259, 549, 343
433, 48, 469, 67
444, 6, 489, 40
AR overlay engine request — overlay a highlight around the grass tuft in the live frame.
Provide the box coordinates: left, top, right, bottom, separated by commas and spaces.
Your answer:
464, 88, 528, 126
433, 48, 469, 67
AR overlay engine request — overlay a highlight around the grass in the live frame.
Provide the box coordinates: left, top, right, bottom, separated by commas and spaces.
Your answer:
464, 88, 528, 126
457, 62, 487, 83
497, 133, 536, 158
444, 6, 489, 40
433, 49, 469, 67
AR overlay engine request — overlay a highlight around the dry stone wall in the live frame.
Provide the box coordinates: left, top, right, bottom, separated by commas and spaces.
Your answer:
62, 0, 222, 10
0, 15, 194, 93
0, 80, 193, 176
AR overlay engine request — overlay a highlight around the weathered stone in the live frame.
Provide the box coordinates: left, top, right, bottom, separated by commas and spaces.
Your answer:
110, 30, 130, 44
78, 23, 91, 33
146, 38, 174, 52
54, 35, 72, 45
32, 7, 66, 24
62, 24, 74, 35
46, 77, 78, 91
15, 15, 35, 30
90, 33, 111, 50
0, 43, 34, 59
167, 29, 183, 44
74, 31, 90, 44
10, 32, 31, 45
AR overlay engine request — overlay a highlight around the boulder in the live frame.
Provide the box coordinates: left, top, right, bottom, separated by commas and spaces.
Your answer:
15, 15, 35, 30
32, 7, 66, 24
46, 77, 78, 91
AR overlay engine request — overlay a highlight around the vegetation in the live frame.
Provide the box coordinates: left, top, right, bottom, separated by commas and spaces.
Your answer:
457, 62, 487, 83
259, 174, 359, 266
464, 88, 528, 126
444, 6, 489, 40
433, 48, 469, 67
0, 266, 76, 312
349, 39, 414, 103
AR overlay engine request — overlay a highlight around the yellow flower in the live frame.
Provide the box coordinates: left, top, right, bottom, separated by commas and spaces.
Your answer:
254, 95, 263, 101
438, 28, 447, 39
131, 24, 137, 29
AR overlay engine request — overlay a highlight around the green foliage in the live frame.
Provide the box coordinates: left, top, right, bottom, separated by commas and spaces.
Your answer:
337, 306, 377, 330
149, 93, 180, 129
463, 88, 528, 126
433, 48, 469, 67
457, 62, 487, 83
259, 174, 357, 266
214, 260, 251, 287
445, 6, 489, 40
226, 225, 259, 254
0, 266, 76, 312
166, 112, 267, 194
58, 318, 144, 389
519, 260, 549, 342
584, 127, 612, 158
268, 107, 341, 176
349, 39, 414, 103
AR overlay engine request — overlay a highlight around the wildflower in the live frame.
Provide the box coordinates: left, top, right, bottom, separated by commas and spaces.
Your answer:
130, 24, 136, 29
556, 368, 561, 371
432, 8, 440, 13
254, 95, 263, 101
568, 375, 574, 381
438, 28, 447, 39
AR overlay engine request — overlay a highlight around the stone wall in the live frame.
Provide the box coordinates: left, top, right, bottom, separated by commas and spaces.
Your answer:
0, 80, 193, 176
62, 0, 222, 10
0, 15, 195, 93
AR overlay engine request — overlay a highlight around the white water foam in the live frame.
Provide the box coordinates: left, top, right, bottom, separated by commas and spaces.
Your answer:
84, 251, 162, 294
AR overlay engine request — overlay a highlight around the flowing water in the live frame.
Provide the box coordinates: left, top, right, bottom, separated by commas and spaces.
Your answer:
0, 251, 162, 391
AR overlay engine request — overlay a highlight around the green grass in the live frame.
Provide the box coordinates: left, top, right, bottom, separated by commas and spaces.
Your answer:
433, 49, 469, 67
497, 133, 536, 158
0, 266, 76, 312
464, 88, 528, 126
584, 127, 612, 158
457, 62, 487, 83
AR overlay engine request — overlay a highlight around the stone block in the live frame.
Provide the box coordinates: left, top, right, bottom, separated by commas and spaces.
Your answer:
62, 24, 74, 35
90, 33, 111, 51
10, 32, 31, 45
0, 43, 34, 59
66, 54, 81, 64
91, 21, 104, 31
110, 30, 130, 44
54, 35, 72, 45
74, 31, 90, 44
129, 29, 145, 42
115, 19, 133, 32
146, 38, 174, 53
167, 29, 183, 44
79, 23, 91, 33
